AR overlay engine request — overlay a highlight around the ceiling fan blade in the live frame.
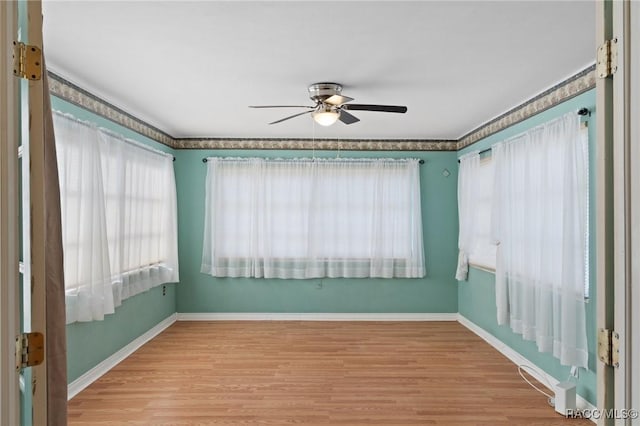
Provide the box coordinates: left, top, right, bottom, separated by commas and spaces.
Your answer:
324, 95, 354, 106
343, 104, 407, 113
339, 110, 360, 125
268, 110, 313, 125
249, 105, 315, 109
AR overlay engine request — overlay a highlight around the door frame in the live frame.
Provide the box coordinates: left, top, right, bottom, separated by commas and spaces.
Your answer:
629, 2, 640, 421
24, 0, 48, 424
596, 0, 615, 421
2, 0, 47, 424
617, 0, 640, 422
599, 0, 640, 424
611, 0, 630, 420
0, 1, 21, 425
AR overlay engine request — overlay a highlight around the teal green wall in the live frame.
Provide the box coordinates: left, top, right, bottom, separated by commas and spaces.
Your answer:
175, 150, 459, 313
65, 284, 176, 382
457, 89, 597, 405
51, 97, 178, 383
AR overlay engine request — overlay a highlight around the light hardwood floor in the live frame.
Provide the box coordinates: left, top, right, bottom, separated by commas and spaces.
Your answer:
68, 321, 592, 425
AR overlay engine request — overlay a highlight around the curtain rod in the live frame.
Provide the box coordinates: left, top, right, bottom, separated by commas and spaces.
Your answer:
52, 110, 176, 162
202, 157, 425, 164
98, 127, 176, 162
457, 107, 590, 163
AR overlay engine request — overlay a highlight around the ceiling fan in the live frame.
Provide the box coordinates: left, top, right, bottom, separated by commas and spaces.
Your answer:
249, 82, 408, 126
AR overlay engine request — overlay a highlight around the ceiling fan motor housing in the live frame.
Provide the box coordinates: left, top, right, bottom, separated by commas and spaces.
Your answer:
308, 82, 342, 102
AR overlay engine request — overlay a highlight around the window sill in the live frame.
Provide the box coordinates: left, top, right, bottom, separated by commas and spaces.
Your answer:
468, 264, 590, 301
469, 263, 496, 274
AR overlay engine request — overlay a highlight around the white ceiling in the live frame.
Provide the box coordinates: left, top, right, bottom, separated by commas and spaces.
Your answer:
42, 1, 595, 141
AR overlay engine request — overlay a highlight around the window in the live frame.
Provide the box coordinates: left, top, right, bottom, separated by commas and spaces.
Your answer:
201, 157, 425, 279
491, 112, 589, 368
99, 130, 179, 304
456, 152, 496, 280
54, 112, 179, 324
457, 137, 588, 293
466, 156, 496, 270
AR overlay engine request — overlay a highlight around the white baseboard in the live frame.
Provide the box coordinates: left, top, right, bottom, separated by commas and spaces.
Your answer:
176, 312, 459, 321
67, 313, 177, 400
457, 314, 597, 421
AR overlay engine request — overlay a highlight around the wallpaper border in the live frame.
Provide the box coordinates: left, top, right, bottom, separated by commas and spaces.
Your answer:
173, 138, 457, 151
48, 66, 596, 152
48, 73, 175, 147
457, 65, 596, 150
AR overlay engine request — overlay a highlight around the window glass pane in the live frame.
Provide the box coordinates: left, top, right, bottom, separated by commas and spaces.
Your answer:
468, 157, 497, 270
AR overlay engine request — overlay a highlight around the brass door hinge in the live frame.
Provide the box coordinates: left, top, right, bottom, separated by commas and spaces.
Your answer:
596, 38, 618, 79
598, 328, 620, 368
15, 332, 44, 371
12, 41, 42, 81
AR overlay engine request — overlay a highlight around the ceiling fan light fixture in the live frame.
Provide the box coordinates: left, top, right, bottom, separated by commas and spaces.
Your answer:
312, 109, 340, 126
252, 82, 407, 126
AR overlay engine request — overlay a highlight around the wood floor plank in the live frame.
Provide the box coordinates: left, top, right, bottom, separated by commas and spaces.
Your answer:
68, 321, 593, 425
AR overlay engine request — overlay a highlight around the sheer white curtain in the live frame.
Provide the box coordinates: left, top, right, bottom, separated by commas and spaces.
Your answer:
54, 112, 114, 323
201, 158, 425, 279
455, 151, 480, 280
99, 130, 179, 306
491, 112, 589, 367
54, 112, 179, 324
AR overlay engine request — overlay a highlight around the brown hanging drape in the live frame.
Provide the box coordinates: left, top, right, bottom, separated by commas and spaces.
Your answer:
42, 58, 67, 425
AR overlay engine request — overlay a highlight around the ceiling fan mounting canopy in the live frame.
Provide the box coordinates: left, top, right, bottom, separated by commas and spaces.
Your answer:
249, 82, 407, 126
308, 82, 343, 102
